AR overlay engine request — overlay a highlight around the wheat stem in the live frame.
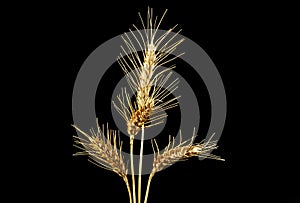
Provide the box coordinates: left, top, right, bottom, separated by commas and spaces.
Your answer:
144, 173, 154, 203
130, 136, 137, 203
123, 176, 133, 203
138, 125, 145, 203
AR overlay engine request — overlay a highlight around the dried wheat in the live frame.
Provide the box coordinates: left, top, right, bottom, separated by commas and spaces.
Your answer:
113, 8, 184, 137
144, 131, 224, 203
73, 7, 225, 203
151, 131, 224, 174
73, 121, 132, 203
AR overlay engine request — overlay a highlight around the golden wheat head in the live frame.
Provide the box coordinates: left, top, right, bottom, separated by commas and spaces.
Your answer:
151, 130, 225, 175
113, 8, 184, 137
73, 122, 128, 178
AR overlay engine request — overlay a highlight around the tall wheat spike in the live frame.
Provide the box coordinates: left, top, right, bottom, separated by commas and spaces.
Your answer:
113, 8, 184, 138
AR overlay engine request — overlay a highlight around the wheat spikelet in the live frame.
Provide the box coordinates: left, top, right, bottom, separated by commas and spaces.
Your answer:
72, 122, 128, 178
151, 130, 225, 174
113, 8, 184, 137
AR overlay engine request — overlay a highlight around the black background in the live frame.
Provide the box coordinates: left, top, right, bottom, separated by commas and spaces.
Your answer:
7, 1, 299, 202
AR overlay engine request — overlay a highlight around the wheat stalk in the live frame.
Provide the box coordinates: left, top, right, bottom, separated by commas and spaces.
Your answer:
73, 121, 132, 203
112, 7, 184, 203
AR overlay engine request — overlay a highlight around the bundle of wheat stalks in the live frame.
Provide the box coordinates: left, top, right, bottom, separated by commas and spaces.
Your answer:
73, 8, 224, 203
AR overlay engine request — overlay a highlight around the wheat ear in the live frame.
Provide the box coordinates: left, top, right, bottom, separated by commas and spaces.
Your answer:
152, 131, 224, 174
113, 7, 184, 137
73, 121, 132, 203
144, 130, 224, 203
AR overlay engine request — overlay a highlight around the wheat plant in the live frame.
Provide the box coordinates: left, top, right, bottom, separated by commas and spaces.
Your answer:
73, 7, 224, 203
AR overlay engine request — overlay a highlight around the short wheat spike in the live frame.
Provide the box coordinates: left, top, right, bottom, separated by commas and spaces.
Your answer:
152, 131, 224, 174
144, 131, 224, 203
73, 121, 132, 203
